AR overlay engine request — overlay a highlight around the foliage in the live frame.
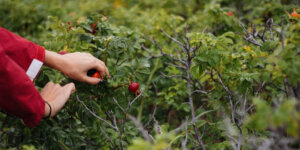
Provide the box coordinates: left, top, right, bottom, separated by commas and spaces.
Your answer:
0, 0, 300, 150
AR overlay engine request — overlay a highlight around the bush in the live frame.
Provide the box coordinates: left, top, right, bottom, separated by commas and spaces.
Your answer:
0, 0, 299, 149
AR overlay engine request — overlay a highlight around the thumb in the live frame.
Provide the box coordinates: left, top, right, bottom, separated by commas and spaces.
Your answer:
82, 76, 102, 85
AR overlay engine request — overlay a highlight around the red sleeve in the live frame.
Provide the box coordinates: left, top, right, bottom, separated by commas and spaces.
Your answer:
0, 27, 45, 81
0, 27, 46, 127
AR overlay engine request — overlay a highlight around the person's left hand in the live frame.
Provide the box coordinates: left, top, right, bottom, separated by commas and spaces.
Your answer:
40, 82, 76, 117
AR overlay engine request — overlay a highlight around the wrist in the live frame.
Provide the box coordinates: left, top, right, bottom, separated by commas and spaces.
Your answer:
43, 101, 52, 118
44, 50, 67, 72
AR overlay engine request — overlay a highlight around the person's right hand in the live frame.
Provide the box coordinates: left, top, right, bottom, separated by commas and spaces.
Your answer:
44, 51, 109, 85
59, 52, 110, 84
40, 82, 76, 117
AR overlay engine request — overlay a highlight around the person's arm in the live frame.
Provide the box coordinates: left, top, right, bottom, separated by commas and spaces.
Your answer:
0, 27, 109, 85
0, 27, 76, 127
0, 27, 45, 81
0, 48, 45, 127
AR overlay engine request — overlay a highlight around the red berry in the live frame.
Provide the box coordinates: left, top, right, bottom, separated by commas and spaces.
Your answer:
128, 82, 139, 93
92, 23, 97, 28
58, 50, 68, 55
92, 72, 100, 78
291, 11, 300, 18
227, 11, 234, 16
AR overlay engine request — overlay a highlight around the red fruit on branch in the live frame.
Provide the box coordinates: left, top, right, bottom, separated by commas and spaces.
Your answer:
92, 72, 100, 78
128, 82, 139, 93
291, 9, 300, 18
227, 11, 234, 16
287, 8, 300, 19
90, 23, 97, 34
58, 50, 68, 55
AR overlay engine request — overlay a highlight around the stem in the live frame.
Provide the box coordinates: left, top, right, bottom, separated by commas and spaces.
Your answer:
186, 56, 206, 150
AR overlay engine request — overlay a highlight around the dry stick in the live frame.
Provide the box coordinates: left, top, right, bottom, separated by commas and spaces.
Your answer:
280, 17, 285, 49
114, 92, 144, 150
255, 81, 266, 96
128, 115, 154, 143
266, 18, 274, 41
161, 28, 206, 150
75, 95, 118, 131
239, 21, 262, 46
181, 117, 189, 150
100, 127, 116, 148
145, 36, 187, 66
213, 69, 243, 150
160, 28, 186, 50
145, 83, 158, 128
160, 72, 187, 80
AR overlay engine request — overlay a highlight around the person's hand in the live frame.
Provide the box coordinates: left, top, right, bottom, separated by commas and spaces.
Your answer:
60, 52, 109, 84
44, 50, 109, 85
40, 82, 76, 117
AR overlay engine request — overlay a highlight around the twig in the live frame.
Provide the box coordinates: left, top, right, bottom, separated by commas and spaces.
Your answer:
161, 72, 187, 80
145, 83, 158, 128
161, 28, 186, 50
113, 97, 125, 113
181, 117, 189, 150
76, 95, 118, 131
128, 115, 154, 143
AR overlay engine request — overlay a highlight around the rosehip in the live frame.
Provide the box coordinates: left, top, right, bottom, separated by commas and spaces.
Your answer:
92, 72, 100, 78
291, 9, 300, 18
128, 82, 139, 93
58, 50, 68, 55
227, 11, 234, 16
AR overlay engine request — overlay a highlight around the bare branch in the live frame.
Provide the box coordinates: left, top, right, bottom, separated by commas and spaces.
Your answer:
181, 117, 189, 150
161, 28, 186, 50
161, 72, 187, 80
129, 91, 144, 106
76, 95, 118, 131
128, 115, 154, 143
145, 83, 158, 128
113, 97, 125, 113
192, 90, 208, 95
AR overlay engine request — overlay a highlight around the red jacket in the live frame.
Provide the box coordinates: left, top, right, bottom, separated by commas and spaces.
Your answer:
0, 27, 45, 128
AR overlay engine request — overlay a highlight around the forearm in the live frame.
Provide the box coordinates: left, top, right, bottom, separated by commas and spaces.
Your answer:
44, 50, 66, 71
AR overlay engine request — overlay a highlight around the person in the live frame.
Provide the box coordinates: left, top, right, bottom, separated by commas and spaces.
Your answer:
0, 27, 109, 128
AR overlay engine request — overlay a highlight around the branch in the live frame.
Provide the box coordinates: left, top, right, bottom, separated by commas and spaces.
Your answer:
160, 72, 187, 80
113, 97, 125, 113
76, 95, 118, 131
161, 28, 186, 50
129, 91, 144, 106
181, 117, 189, 150
145, 83, 158, 128
128, 115, 154, 143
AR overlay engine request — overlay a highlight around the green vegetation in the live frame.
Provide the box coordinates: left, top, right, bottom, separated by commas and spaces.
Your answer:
0, 0, 299, 149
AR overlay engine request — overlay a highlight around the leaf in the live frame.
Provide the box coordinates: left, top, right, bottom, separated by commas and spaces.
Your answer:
261, 41, 278, 51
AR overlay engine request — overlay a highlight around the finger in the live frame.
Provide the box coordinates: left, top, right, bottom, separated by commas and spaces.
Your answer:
95, 60, 110, 77
65, 82, 76, 94
43, 81, 55, 89
93, 62, 106, 77
41, 81, 55, 94
61, 83, 76, 98
82, 75, 102, 85
54, 83, 62, 90
98, 60, 110, 77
